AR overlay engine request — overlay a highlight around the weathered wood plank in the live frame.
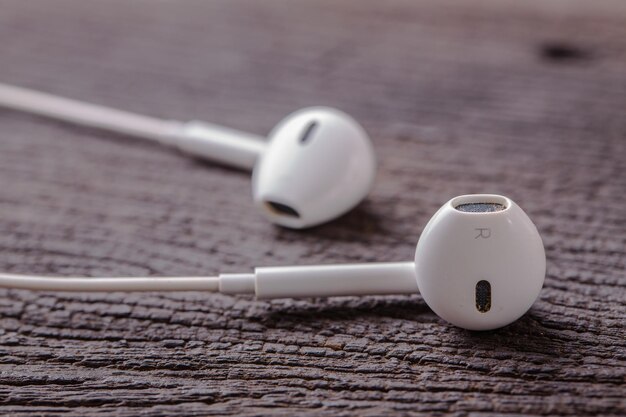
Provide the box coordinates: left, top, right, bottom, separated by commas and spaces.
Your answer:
0, 0, 624, 415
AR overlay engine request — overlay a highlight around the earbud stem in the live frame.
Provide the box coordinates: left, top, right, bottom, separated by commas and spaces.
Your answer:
220, 262, 418, 299
175, 121, 265, 171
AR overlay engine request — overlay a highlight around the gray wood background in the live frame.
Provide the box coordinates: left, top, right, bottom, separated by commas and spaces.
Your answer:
0, 0, 624, 415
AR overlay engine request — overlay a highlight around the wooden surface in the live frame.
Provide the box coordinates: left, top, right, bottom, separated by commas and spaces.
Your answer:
0, 1, 625, 415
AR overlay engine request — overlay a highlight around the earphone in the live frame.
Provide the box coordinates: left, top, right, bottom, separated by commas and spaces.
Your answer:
0, 83, 376, 228
0, 194, 546, 330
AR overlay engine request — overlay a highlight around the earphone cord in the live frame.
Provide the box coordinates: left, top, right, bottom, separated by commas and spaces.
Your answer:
0, 264, 418, 297
0, 274, 221, 292
0, 82, 183, 146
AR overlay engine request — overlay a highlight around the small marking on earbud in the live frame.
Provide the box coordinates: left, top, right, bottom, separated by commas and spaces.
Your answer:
299, 121, 318, 144
475, 228, 491, 239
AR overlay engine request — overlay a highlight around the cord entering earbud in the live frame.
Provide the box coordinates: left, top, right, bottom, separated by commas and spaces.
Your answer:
264, 201, 300, 218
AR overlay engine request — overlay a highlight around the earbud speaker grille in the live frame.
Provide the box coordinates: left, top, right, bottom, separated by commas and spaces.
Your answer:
455, 203, 506, 213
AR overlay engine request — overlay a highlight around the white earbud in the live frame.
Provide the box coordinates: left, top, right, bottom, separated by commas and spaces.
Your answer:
413, 194, 545, 330
0, 195, 545, 330
252, 107, 376, 228
0, 83, 376, 228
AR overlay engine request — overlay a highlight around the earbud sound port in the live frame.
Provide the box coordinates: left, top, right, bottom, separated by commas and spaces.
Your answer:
475, 280, 491, 312
264, 201, 300, 218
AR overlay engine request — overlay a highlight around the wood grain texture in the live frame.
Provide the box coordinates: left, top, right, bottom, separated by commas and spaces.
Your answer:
0, 0, 625, 415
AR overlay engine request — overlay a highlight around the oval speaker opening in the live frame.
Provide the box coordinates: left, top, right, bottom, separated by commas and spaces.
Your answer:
475, 280, 491, 313
456, 202, 505, 213
265, 201, 300, 218
299, 120, 318, 144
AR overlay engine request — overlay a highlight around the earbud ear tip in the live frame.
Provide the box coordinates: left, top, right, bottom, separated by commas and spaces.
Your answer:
252, 107, 376, 228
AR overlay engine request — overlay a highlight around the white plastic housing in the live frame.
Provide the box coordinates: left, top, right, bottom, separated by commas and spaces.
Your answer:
178, 121, 265, 170
254, 262, 417, 299
252, 107, 376, 229
414, 194, 545, 330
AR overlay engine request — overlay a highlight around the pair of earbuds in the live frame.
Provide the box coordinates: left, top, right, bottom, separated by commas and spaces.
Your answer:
0, 83, 546, 330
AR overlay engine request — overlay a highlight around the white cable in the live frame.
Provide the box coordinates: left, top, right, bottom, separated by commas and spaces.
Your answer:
0, 274, 221, 292
0, 82, 266, 170
0, 263, 418, 297
0, 82, 182, 146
